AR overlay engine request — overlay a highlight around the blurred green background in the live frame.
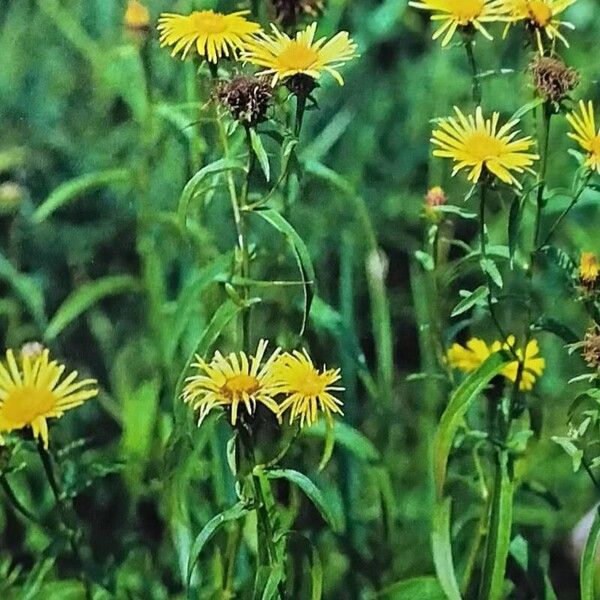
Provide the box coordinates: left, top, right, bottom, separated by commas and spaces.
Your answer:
1, 0, 600, 597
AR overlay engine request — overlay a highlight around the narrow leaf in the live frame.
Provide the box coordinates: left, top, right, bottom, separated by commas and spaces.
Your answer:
433, 351, 510, 498
33, 169, 129, 223
254, 208, 315, 334
187, 502, 249, 584
432, 498, 462, 600
265, 468, 341, 532
250, 129, 270, 182
451, 286, 489, 317
45, 275, 140, 340
581, 506, 600, 600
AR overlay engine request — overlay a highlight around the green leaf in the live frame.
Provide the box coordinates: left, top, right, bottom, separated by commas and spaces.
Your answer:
44, 275, 140, 341
435, 205, 477, 219
432, 498, 462, 600
508, 194, 522, 266
178, 158, 246, 229
0, 252, 46, 329
532, 317, 579, 344
551, 436, 583, 472
450, 286, 489, 317
250, 128, 270, 182
304, 420, 380, 463
265, 468, 342, 532
261, 562, 285, 600
317, 419, 335, 471
375, 576, 446, 599
415, 250, 435, 271
187, 502, 250, 584
581, 506, 600, 600
479, 452, 515, 600
510, 97, 544, 122
32, 169, 129, 223
433, 351, 510, 499
173, 298, 254, 419
480, 258, 503, 288
254, 208, 315, 334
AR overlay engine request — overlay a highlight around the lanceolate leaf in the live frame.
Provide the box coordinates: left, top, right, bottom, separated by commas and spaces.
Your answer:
433, 352, 510, 499
451, 286, 489, 317
250, 128, 270, 182
187, 502, 250, 584
32, 169, 129, 223
432, 497, 462, 600
254, 208, 316, 334
45, 275, 141, 340
580, 506, 600, 600
265, 468, 341, 532
178, 158, 246, 228
375, 576, 446, 599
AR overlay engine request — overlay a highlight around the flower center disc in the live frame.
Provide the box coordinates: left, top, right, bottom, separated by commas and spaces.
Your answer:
453, 0, 485, 21
294, 371, 326, 396
1, 386, 56, 425
222, 374, 259, 397
278, 42, 319, 70
191, 11, 227, 34
527, 1, 553, 26
465, 131, 504, 161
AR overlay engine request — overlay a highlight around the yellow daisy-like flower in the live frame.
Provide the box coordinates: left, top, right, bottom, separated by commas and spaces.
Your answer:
567, 101, 600, 174
273, 350, 344, 427
579, 252, 599, 285
431, 106, 539, 188
0, 348, 98, 449
502, 0, 576, 54
408, 0, 509, 47
125, 0, 150, 31
242, 22, 358, 86
157, 10, 261, 63
491, 336, 545, 391
447, 337, 492, 372
447, 336, 545, 390
182, 340, 281, 426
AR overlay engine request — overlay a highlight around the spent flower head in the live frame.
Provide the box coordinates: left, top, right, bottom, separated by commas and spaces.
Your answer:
566, 101, 600, 175
157, 10, 261, 63
582, 325, 600, 371
530, 54, 579, 104
270, 0, 325, 28
408, 0, 510, 47
0, 348, 98, 449
242, 22, 358, 86
215, 76, 273, 127
431, 106, 539, 189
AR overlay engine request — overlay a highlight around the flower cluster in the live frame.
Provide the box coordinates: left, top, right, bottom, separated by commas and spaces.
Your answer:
0, 347, 98, 449
156, 10, 358, 88
447, 335, 545, 390
409, 0, 578, 51
182, 340, 344, 428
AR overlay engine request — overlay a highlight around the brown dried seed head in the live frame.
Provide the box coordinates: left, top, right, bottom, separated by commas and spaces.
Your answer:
530, 55, 579, 104
270, 0, 325, 27
582, 325, 600, 370
214, 76, 273, 127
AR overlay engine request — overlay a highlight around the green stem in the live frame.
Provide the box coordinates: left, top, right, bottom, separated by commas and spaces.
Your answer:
0, 474, 42, 525
533, 104, 552, 248
295, 93, 307, 138
464, 37, 482, 105
537, 172, 592, 250
38, 443, 93, 600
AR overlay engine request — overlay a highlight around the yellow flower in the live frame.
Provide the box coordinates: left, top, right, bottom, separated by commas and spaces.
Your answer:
446, 337, 492, 372
566, 101, 600, 174
447, 336, 545, 390
242, 22, 358, 86
408, 0, 509, 47
431, 106, 539, 188
579, 252, 599, 285
182, 340, 281, 426
492, 336, 545, 391
125, 0, 150, 31
273, 350, 344, 427
502, 0, 576, 54
0, 348, 98, 449
157, 10, 261, 63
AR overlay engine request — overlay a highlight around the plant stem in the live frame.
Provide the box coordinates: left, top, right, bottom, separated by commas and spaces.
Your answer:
533, 103, 552, 248
37, 443, 93, 600
464, 36, 482, 105
0, 474, 42, 525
